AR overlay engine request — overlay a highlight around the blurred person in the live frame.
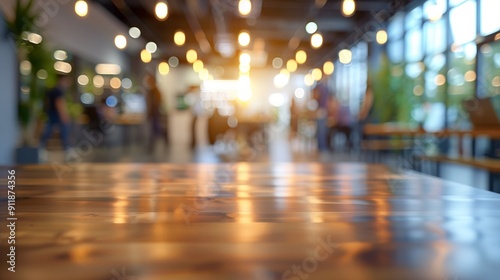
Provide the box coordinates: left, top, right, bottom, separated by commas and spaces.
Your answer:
39, 74, 72, 151
289, 97, 299, 140
145, 74, 169, 152
312, 82, 330, 152
186, 85, 202, 149
328, 96, 353, 151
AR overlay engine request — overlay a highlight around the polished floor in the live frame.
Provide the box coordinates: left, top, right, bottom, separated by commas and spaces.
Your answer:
1, 163, 500, 280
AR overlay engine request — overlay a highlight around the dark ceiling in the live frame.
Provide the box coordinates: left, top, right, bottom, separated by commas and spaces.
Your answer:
95, 0, 416, 69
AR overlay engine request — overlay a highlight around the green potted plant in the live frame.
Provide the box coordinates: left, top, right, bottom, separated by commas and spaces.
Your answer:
6, 0, 56, 163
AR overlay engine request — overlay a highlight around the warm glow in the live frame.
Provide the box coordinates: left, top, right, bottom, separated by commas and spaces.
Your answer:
239, 52, 251, 65
464, 70, 476, 82
27, 33, 42, 44
376, 30, 388, 45
296, 50, 307, 64
269, 93, 285, 107
311, 33, 323, 49
339, 49, 352, 64
186, 49, 198, 63
305, 22, 318, 34
286, 59, 298, 72
238, 0, 252, 16
174, 31, 186, 46
239, 74, 250, 86
492, 76, 500, 87
54, 50, 68, 61
295, 88, 305, 98
110, 77, 121, 89
159, 62, 170, 75
54, 61, 72, 73
155, 1, 168, 21
77, 75, 89, 86
199, 68, 209, 80
239, 63, 250, 73
238, 89, 252, 102
323, 61, 334, 75
342, 0, 356, 17
114, 35, 127, 49
95, 64, 121, 75
312, 68, 322, 81
304, 73, 314, 86
75, 0, 88, 17
238, 31, 251, 47
193, 60, 204, 72
435, 74, 446, 86
279, 68, 288, 76
93, 75, 104, 88
20, 60, 31, 75
141, 49, 152, 63
413, 85, 424, 96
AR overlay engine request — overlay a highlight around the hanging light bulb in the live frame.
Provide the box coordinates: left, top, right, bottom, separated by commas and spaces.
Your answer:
295, 50, 307, 64
238, 0, 252, 16
174, 31, 186, 46
155, 1, 168, 21
193, 60, 204, 73
239, 52, 251, 65
159, 62, 170, 75
186, 49, 197, 63
114, 35, 127, 50
311, 68, 322, 81
339, 49, 352, 64
376, 30, 388, 45
342, 0, 355, 17
286, 59, 298, 72
304, 73, 314, 86
323, 61, 334, 75
311, 33, 323, 49
238, 31, 251, 47
305, 22, 318, 35
75, 0, 88, 17
141, 49, 152, 63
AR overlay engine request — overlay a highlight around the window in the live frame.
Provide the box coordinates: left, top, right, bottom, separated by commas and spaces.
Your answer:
450, 0, 467, 7
405, 28, 423, 62
423, 0, 446, 21
388, 13, 404, 39
424, 19, 446, 55
480, 0, 500, 35
478, 42, 500, 97
447, 42, 476, 126
405, 7, 422, 30
388, 40, 403, 63
450, 0, 477, 45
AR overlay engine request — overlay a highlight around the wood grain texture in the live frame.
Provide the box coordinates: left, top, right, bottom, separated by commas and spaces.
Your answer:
1, 163, 500, 280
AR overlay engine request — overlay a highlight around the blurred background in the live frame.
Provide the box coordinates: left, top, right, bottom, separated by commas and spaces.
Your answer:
0, 0, 499, 189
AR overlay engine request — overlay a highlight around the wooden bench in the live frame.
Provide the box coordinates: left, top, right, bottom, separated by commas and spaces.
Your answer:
361, 139, 413, 163
417, 155, 500, 191
361, 139, 413, 151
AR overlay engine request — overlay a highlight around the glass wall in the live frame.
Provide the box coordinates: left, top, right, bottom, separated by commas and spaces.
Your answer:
327, 0, 499, 129
376, 0, 499, 129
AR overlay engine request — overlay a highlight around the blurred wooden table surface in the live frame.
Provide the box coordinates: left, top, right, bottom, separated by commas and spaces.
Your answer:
1, 163, 500, 280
